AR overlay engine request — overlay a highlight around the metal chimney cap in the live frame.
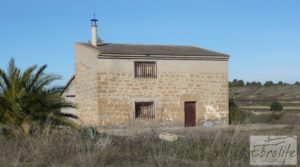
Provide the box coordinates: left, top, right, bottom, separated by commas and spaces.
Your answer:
91, 18, 98, 22
91, 14, 98, 22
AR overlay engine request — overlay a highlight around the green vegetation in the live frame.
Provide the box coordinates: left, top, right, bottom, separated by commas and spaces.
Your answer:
229, 79, 297, 88
245, 81, 262, 87
0, 58, 76, 135
264, 81, 274, 87
229, 79, 245, 87
277, 81, 284, 85
229, 99, 246, 124
270, 101, 283, 111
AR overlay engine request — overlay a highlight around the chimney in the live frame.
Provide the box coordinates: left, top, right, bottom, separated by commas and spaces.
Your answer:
91, 14, 98, 46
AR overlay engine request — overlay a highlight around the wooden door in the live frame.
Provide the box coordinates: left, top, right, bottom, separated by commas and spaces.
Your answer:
184, 101, 196, 127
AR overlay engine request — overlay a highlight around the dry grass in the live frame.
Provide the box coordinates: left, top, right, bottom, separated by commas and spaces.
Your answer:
0, 125, 299, 167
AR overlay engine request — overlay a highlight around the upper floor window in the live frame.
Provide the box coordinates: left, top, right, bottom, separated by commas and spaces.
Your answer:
134, 61, 157, 78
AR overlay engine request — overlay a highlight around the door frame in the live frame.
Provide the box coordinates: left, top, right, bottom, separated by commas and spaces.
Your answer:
184, 101, 196, 127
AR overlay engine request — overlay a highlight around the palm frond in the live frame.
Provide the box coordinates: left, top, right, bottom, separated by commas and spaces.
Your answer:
34, 74, 62, 91
28, 64, 47, 90
21, 64, 37, 87
0, 68, 10, 90
0, 58, 77, 133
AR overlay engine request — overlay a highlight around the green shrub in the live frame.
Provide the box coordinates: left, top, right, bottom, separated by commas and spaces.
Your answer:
264, 81, 274, 87
277, 81, 284, 85
82, 126, 99, 139
270, 101, 283, 111
246, 81, 262, 87
229, 99, 246, 124
230, 79, 245, 87
270, 112, 283, 121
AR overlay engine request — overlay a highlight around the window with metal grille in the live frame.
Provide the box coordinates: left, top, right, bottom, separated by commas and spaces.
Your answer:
134, 61, 157, 78
135, 101, 155, 119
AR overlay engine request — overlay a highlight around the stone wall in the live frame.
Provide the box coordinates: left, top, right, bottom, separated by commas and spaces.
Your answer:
75, 44, 100, 126
97, 59, 228, 128
61, 76, 77, 116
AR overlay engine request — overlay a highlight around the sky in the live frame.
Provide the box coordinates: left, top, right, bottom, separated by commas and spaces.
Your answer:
0, 0, 300, 85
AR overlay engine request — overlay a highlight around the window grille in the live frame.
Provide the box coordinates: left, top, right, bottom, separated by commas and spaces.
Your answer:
135, 101, 155, 119
134, 61, 157, 78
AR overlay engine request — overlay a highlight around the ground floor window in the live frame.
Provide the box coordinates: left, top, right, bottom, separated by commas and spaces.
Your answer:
135, 101, 155, 119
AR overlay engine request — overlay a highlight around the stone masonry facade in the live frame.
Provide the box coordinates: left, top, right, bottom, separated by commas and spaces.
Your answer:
97, 71, 228, 128
70, 43, 229, 128
74, 44, 99, 126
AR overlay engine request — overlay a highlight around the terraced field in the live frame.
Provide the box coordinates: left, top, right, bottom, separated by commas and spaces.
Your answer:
230, 85, 300, 114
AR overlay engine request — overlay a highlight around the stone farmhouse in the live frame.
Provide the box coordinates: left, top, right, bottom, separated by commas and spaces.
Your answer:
62, 18, 229, 128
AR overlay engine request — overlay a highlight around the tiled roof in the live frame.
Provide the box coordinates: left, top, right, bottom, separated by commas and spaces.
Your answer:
97, 43, 228, 57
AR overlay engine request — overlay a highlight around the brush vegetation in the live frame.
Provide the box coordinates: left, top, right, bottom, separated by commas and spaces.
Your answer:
0, 58, 77, 135
0, 125, 299, 167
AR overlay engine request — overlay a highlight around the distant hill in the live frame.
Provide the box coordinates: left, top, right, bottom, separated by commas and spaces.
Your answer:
230, 85, 300, 99
230, 85, 300, 113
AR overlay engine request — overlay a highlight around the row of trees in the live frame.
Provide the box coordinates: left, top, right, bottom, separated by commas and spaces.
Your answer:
229, 79, 300, 87
0, 59, 76, 135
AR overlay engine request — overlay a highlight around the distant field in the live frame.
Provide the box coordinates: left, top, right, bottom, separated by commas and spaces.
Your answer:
230, 85, 300, 113
230, 85, 300, 99
241, 106, 300, 110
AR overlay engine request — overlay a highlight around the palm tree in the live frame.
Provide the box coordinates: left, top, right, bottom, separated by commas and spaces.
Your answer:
0, 58, 77, 134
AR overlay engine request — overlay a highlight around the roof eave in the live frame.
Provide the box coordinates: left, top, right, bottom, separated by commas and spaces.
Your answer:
60, 75, 75, 96
97, 54, 229, 61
